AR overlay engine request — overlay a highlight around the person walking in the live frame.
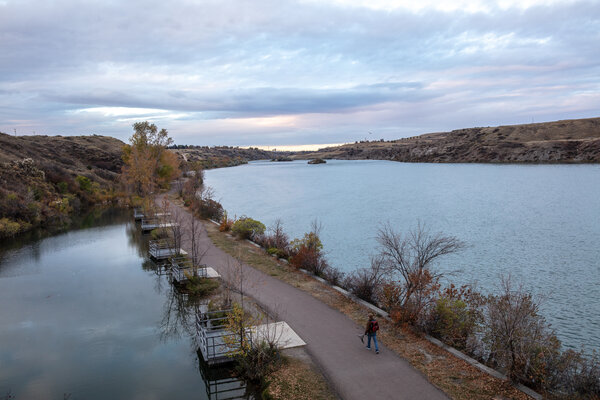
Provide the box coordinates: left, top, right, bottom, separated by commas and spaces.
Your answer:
365, 314, 380, 354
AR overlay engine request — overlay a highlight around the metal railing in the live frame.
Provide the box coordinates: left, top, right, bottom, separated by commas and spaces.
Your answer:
140, 217, 177, 231
149, 239, 183, 259
195, 309, 241, 363
133, 207, 144, 220
170, 257, 208, 281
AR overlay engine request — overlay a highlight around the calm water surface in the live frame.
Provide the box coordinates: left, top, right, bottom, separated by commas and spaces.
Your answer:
0, 209, 249, 400
205, 160, 600, 351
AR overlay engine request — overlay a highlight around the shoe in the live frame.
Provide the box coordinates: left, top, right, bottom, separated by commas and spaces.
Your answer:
366, 347, 371, 350
376, 350, 379, 354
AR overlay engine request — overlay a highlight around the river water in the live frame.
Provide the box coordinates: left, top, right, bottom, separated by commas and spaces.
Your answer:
205, 160, 600, 351
0, 209, 250, 400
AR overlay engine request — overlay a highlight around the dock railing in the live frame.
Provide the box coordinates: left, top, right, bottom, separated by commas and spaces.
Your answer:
195, 309, 240, 364
170, 257, 207, 282
133, 207, 144, 220
149, 239, 184, 259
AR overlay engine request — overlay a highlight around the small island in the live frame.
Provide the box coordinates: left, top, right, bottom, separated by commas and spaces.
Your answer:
308, 158, 326, 164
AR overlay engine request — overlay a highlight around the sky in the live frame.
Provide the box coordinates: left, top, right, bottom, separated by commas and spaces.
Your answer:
0, 0, 599, 147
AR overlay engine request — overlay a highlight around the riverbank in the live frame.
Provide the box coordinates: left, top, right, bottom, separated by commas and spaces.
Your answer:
163, 196, 450, 399
195, 210, 532, 400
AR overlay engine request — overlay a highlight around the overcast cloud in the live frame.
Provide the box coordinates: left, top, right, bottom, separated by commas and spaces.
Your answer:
0, 0, 598, 146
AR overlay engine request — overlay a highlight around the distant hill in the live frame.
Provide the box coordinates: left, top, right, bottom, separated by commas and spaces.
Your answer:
298, 117, 600, 163
171, 145, 294, 169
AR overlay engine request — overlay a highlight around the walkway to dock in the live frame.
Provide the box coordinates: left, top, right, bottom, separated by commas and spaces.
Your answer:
164, 198, 449, 400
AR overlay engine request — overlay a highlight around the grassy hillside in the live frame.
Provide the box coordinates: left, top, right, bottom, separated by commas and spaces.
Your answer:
0, 133, 125, 237
299, 117, 600, 163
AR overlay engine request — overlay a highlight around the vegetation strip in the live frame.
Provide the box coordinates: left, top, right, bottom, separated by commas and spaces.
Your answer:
301, 265, 543, 399
203, 221, 536, 400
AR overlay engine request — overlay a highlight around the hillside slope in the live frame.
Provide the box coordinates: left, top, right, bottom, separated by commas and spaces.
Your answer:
300, 117, 600, 163
0, 133, 125, 237
0, 133, 125, 183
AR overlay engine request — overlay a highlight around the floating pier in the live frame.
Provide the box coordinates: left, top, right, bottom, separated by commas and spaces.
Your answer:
134, 208, 170, 221
141, 218, 178, 232
169, 257, 221, 283
195, 309, 306, 365
196, 309, 238, 365
149, 240, 187, 260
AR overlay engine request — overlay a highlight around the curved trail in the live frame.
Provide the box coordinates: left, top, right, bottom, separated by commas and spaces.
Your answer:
166, 199, 449, 400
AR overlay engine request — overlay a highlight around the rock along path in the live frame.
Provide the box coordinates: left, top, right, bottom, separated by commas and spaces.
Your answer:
165, 199, 449, 400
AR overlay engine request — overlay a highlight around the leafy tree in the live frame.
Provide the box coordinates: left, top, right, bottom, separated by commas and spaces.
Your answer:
121, 121, 178, 196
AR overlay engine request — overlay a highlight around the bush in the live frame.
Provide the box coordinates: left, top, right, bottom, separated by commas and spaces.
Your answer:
197, 198, 224, 221
219, 212, 234, 232
289, 221, 328, 276
235, 340, 282, 384
323, 266, 345, 287
232, 217, 265, 240
0, 217, 23, 238
182, 275, 220, 297
344, 256, 387, 305
482, 276, 561, 387
429, 286, 481, 351
76, 175, 93, 193
289, 244, 329, 276
56, 181, 68, 194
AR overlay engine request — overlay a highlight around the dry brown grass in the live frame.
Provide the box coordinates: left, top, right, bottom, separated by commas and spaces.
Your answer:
204, 220, 535, 400
268, 350, 338, 400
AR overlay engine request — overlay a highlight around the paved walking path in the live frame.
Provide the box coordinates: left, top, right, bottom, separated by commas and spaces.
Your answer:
166, 200, 449, 400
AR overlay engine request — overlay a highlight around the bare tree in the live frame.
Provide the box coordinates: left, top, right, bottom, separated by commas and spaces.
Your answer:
377, 222, 464, 323
483, 275, 557, 383
344, 255, 388, 305
188, 209, 209, 277
269, 218, 289, 251
160, 197, 184, 256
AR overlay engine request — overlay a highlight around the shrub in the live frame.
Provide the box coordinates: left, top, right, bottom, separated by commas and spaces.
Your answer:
482, 276, 561, 387
76, 175, 93, 193
235, 340, 282, 385
150, 228, 170, 240
344, 256, 387, 305
232, 217, 265, 240
0, 217, 22, 238
429, 285, 481, 351
56, 181, 68, 194
197, 198, 224, 221
323, 266, 345, 287
289, 221, 328, 275
289, 244, 329, 276
182, 275, 220, 297
219, 212, 234, 232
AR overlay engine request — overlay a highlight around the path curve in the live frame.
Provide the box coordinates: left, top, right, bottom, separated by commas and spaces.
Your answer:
165, 198, 449, 400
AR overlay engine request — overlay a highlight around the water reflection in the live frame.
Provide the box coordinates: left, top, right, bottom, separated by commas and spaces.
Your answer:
0, 208, 251, 399
198, 356, 254, 400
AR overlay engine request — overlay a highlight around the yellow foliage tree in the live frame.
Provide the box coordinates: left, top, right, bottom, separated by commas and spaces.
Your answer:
121, 121, 179, 196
